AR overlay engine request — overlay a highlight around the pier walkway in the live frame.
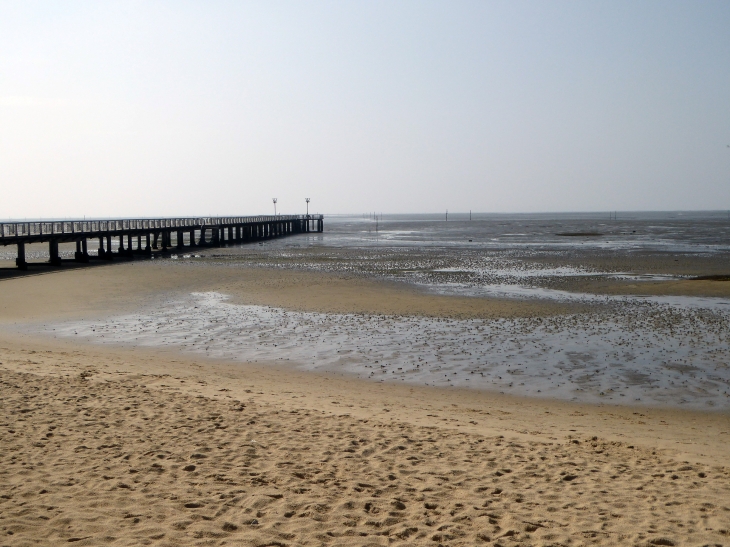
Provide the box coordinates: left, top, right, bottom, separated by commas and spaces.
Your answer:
0, 214, 324, 269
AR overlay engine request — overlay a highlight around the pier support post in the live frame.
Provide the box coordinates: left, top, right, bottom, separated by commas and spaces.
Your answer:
99, 236, 113, 260
75, 239, 89, 262
137, 234, 142, 252
74, 240, 87, 262
49, 240, 62, 265
190, 229, 197, 246
145, 233, 151, 255
97, 237, 105, 259
152, 232, 158, 249
177, 230, 184, 249
16, 242, 27, 269
119, 235, 125, 254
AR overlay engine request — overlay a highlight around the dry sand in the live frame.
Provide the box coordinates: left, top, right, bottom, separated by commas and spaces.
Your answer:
1, 262, 729, 546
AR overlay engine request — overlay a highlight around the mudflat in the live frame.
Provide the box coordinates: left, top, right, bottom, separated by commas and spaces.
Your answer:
1, 261, 729, 546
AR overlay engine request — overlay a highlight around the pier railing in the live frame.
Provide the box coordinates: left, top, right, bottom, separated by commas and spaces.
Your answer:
0, 215, 316, 239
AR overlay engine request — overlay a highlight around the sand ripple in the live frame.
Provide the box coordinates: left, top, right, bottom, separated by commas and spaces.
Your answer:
1, 368, 729, 546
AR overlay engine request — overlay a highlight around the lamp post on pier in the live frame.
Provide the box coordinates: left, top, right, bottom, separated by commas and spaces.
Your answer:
273, 198, 277, 216
305, 198, 310, 217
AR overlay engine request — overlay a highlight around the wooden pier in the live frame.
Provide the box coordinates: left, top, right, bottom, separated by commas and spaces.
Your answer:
0, 214, 324, 269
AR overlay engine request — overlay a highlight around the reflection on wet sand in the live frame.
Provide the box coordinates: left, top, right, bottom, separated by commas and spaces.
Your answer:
43, 291, 730, 410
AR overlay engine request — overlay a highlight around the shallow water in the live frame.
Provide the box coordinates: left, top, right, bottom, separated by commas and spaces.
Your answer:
321, 211, 730, 253
189, 212, 730, 302
40, 291, 730, 410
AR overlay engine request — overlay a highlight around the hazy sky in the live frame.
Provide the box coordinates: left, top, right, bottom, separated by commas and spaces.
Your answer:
1, 1, 729, 218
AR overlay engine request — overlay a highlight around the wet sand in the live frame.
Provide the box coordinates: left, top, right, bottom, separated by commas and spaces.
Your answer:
1, 261, 730, 546
37, 290, 730, 409
9, 257, 730, 409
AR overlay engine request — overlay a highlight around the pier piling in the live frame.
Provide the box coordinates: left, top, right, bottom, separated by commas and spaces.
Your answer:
49, 240, 61, 265
16, 242, 27, 270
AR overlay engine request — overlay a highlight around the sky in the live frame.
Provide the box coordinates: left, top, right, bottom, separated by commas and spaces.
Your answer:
0, 1, 729, 218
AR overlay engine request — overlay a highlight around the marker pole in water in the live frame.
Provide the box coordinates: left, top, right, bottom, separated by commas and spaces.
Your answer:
446, 209, 448, 222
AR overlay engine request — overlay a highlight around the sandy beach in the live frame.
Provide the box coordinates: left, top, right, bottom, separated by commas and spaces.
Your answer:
1, 259, 729, 546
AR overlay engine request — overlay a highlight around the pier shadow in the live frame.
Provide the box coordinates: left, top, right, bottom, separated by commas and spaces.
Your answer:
0, 257, 131, 282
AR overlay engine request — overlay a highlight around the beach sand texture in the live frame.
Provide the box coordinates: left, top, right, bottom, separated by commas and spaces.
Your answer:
1, 261, 729, 546
2, 362, 729, 547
